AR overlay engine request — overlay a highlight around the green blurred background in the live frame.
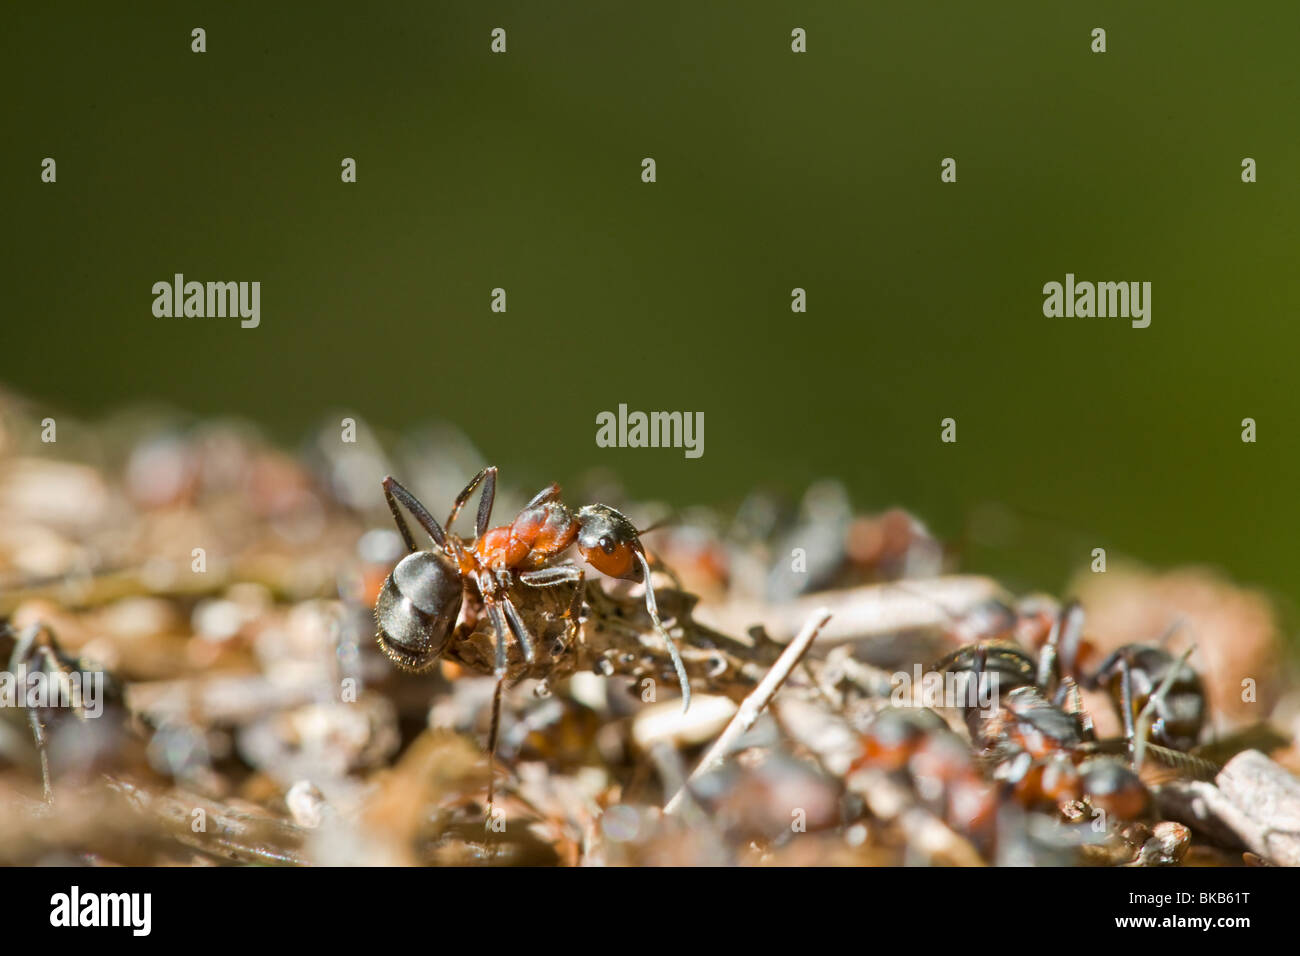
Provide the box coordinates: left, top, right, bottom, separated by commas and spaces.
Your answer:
5, 2, 1298, 607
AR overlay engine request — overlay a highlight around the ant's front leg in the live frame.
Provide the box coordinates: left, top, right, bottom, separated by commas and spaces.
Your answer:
484, 602, 513, 677
522, 483, 562, 509
482, 575, 536, 670
519, 564, 585, 655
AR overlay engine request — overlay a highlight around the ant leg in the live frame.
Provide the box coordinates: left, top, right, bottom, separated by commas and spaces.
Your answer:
484, 595, 535, 669
1117, 653, 1137, 745
1150, 716, 1169, 746
11, 625, 54, 803
382, 476, 447, 551
485, 674, 505, 826
518, 565, 582, 587
27, 708, 52, 804
445, 466, 497, 534
8, 622, 39, 673
519, 565, 586, 653
564, 572, 586, 653
1058, 677, 1094, 738
1036, 613, 1061, 694
523, 483, 561, 509
500, 596, 535, 663
1056, 601, 1085, 682
485, 603, 511, 676
633, 550, 691, 713
475, 469, 497, 537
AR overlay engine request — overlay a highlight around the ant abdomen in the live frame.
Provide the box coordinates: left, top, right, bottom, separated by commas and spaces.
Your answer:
374, 549, 464, 670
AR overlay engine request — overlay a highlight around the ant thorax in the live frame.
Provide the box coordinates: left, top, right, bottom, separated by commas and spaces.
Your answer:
470, 500, 579, 574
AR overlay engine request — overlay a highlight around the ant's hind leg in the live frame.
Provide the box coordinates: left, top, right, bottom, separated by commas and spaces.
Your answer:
382, 476, 448, 551
523, 483, 562, 509
445, 466, 497, 535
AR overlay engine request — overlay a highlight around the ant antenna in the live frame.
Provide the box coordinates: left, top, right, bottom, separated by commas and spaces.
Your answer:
888, 580, 962, 623
635, 514, 676, 536
633, 549, 691, 712
1133, 644, 1196, 772
1155, 616, 1187, 649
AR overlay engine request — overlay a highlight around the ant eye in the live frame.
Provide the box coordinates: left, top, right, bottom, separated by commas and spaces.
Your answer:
599, 535, 615, 554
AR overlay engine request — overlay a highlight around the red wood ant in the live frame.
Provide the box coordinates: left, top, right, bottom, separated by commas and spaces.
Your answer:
374, 469, 692, 809
932, 602, 1213, 829
1088, 642, 1206, 754
375, 467, 688, 700
1034, 604, 1210, 765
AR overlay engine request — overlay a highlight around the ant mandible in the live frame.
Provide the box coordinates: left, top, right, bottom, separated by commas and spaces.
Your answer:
374, 467, 691, 710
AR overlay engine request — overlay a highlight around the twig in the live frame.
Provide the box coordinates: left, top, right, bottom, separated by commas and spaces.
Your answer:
1156, 750, 1300, 866
663, 607, 831, 815
696, 576, 1003, 645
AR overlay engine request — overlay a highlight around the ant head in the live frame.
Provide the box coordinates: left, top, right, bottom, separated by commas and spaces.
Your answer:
575, 504, 643, 580
374, 549, 464, 670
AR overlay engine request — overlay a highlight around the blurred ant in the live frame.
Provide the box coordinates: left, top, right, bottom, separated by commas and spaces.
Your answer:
1034, 605, 1210, 766
374, 469, 691, 807
932, 605, 1168, 823
1088, 638, 1206, 754
851, 706, 1000, 853
935, 602, 1215, 824
1, 621, 128, 804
